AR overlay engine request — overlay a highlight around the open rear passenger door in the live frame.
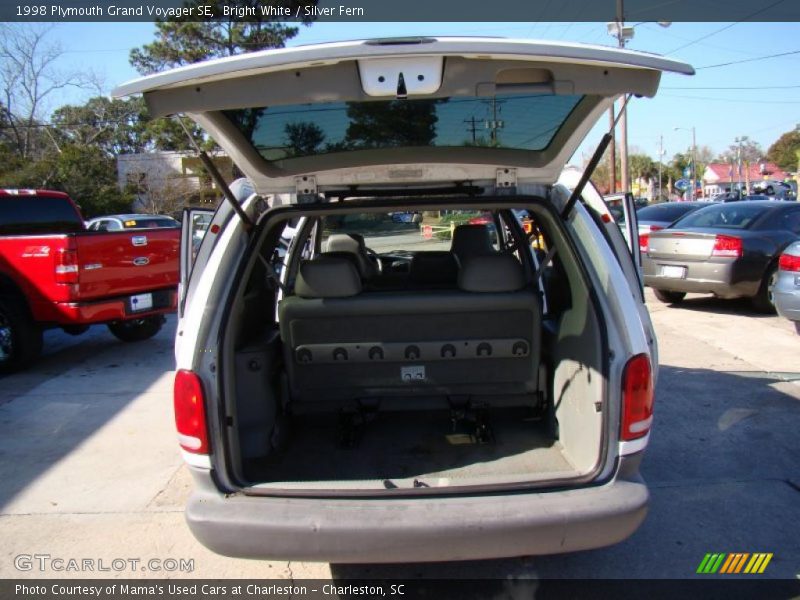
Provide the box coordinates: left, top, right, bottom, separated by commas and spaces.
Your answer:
180, 208, 214, 316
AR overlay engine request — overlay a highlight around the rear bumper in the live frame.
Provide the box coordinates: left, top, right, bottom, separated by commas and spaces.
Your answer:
185, 471, 649, 563
643, 257, 759, 298
50, 288, 177, 325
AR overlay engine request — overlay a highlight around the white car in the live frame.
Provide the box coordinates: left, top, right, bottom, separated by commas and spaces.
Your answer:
115, 37, 691, 563
86, 214, 179, 231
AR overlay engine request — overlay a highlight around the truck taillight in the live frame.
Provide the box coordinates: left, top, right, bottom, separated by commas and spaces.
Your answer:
621, 354, 654, 441
54, 247, 79, 283
778, 253, 800, 272
174, 369, 209, 454
711, 234, 742, 258
638, 233, 649, 254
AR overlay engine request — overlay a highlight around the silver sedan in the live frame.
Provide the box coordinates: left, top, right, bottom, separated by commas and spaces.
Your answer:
774, 241, 800, 332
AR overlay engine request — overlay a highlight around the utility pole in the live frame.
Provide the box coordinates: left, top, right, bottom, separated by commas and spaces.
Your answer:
608, 105, 617, 193
463, 116, 478, 144
691, 126, 697, 200
609, 0, 631, 193
657, 134, 664, 202
482, 97, 504, 145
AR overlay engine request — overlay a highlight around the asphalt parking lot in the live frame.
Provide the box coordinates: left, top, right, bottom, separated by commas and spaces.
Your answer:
0, 290, 798, 581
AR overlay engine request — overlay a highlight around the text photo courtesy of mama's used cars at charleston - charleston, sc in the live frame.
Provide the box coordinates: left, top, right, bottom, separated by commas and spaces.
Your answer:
0, 0, 799, 597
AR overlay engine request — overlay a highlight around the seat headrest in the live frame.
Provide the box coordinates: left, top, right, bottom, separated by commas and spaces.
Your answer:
326, 233, 365, 253
458, 254, 526, 293
294, 257, 362, 298
450, 224, 495, 262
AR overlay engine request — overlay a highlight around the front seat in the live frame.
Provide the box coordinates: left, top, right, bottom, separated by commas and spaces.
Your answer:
450, 224, 495, 265
325, 233, 379, 281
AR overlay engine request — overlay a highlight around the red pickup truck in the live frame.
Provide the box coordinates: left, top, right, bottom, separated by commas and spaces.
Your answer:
0, 189, 179, 373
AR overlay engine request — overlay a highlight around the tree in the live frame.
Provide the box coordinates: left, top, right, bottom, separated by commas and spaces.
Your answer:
284, 121, 325, 156
718, 136, 764, 164
129, 1, 316, 75
50, 96, 148, 156
342, 100, 441, 149
767, 125, 800, 171
0, 24, 95, 159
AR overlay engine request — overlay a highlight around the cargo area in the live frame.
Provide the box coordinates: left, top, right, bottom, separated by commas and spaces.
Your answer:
220, 200, 608, 493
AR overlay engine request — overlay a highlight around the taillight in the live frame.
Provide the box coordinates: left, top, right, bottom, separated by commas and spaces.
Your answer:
649, 225, 664, 232
621, 354, 654, 441
711, 234, 742, 258
174, 369, 209, 454
778, 253, 800, 272
639, 233, 649, 254
54, 247, 79, 284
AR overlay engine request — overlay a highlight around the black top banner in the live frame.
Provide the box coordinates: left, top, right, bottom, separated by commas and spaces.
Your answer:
4, 0, 800, 23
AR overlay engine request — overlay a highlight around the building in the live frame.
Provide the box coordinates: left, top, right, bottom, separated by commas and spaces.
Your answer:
117, 151, 234, 215
702, 161, 791, 197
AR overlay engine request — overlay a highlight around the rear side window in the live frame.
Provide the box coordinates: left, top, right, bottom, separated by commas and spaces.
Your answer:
671, 204, 768, 230
0, 196, 84, 235
637, 203, 703, 222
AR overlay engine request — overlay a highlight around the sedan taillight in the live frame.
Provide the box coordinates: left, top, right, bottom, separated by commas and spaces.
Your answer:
639, 233, 649, 254
711, 234, 742, 258
778, 253, 800, 272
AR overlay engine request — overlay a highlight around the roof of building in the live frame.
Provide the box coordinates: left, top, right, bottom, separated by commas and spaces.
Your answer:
704, 161, 790, 183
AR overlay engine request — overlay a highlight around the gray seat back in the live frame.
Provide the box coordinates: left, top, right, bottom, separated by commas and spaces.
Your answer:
279, 254, 541, 409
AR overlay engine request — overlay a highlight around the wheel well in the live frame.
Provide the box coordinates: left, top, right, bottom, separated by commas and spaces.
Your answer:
0, 275, 32, 314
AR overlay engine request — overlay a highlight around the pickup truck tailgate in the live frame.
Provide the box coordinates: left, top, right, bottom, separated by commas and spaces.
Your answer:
75, 229, 179, 300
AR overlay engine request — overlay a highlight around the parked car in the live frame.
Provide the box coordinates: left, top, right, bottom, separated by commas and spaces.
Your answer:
114, 37, 694, 563
642, 201, 800, 311
0, 189, 180, 373
86, 214, 179, 231
636, 201, 712, 235
774, 241, 800, 332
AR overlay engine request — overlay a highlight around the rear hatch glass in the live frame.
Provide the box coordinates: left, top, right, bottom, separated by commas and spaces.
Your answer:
224, 94, 584, 161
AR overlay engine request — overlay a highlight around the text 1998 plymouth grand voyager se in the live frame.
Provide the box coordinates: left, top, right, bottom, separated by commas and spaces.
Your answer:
114, 37, 693, 562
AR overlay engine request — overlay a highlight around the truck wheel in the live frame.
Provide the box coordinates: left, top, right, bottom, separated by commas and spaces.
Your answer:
0, 296, 43, 374
653, 289, 686, 304
107, 316, 164, 343
751, 265, 778, 313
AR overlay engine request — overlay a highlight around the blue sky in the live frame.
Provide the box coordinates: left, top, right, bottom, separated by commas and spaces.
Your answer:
45, 21, 800, 165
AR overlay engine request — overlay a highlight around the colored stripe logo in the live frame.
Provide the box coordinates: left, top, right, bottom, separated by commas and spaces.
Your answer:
697, 553, 772, 574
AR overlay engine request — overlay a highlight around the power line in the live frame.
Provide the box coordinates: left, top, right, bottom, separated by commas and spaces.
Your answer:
663, 0, 789, 55
659, 93, 800, 104
696, 49, 800, 70
662, 84, 800, 90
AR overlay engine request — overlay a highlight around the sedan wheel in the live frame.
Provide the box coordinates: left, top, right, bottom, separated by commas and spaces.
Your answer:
751, 265, 778, 313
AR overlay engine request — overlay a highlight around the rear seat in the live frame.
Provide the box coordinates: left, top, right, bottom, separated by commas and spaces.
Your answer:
279, 253, 541, 409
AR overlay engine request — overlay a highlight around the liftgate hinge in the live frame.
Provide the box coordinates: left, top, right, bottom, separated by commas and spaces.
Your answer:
295, 175, 319, 203
495, 168, 517, 195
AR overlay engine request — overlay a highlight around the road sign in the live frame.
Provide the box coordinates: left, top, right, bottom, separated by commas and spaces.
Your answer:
675, 179, 689, 191
422, 225, 433, 239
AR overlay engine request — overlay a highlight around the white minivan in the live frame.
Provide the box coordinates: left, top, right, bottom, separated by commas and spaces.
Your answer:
115, 37, 692, 562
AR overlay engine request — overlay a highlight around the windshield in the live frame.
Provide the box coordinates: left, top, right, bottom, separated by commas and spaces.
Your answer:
671, 203, 768, 230
223, 94, 585, 161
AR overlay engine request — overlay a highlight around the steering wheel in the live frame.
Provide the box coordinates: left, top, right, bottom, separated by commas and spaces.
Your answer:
365, 247, 383, 274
